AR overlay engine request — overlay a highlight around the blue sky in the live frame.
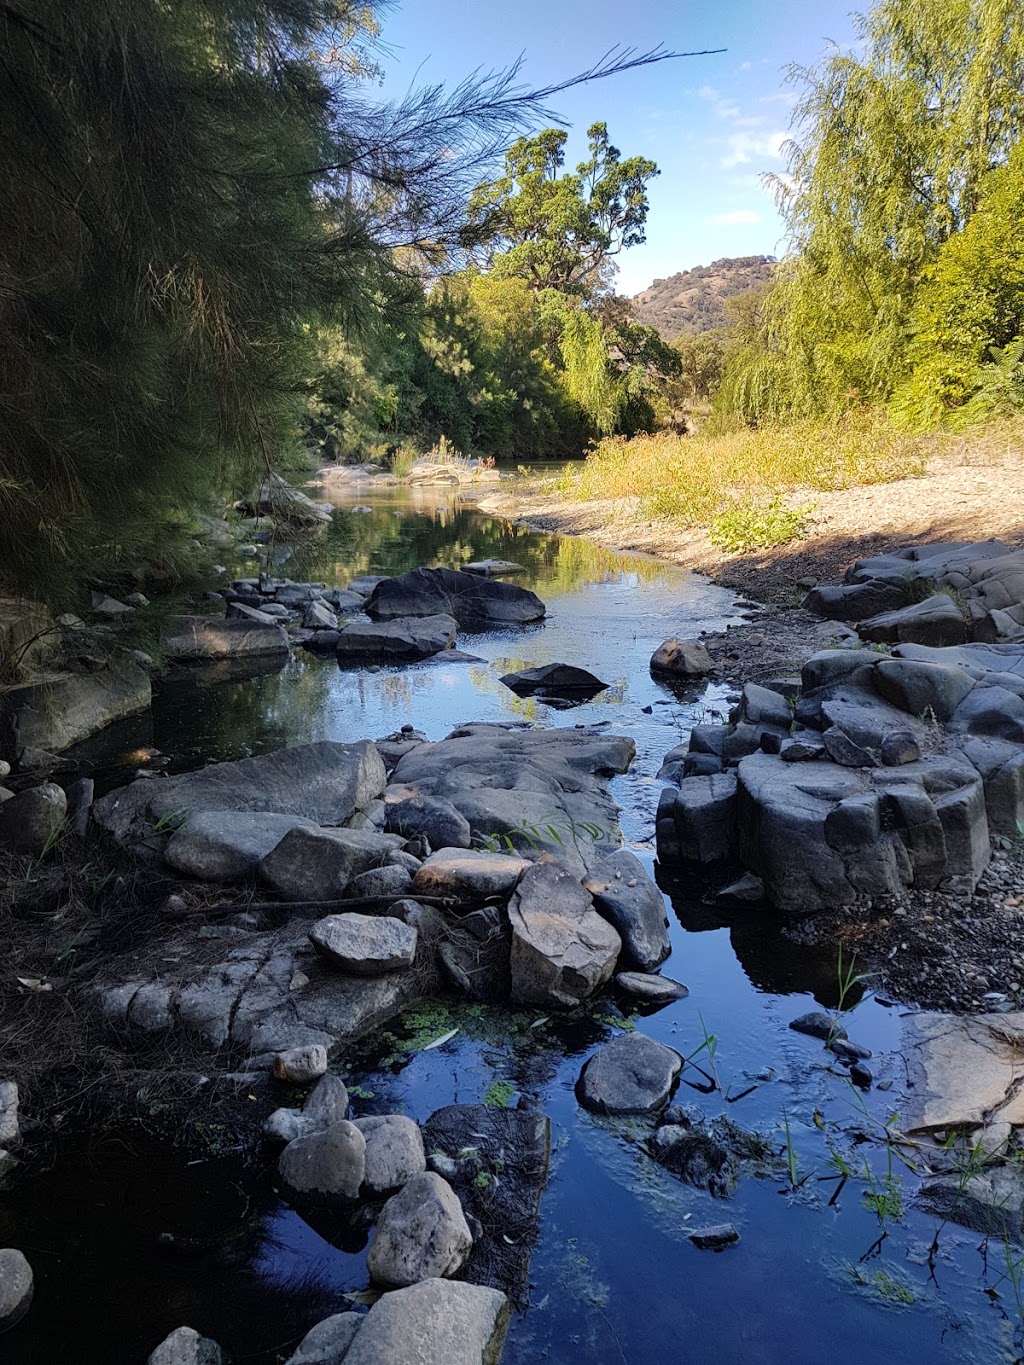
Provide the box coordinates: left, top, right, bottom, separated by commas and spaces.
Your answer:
375, 0, 860, 293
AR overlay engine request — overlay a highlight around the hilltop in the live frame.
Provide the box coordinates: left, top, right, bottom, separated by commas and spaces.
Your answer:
631, 255, 776, 338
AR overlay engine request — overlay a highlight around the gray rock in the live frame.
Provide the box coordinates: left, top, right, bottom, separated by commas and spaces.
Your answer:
6, 661, 151, 752
384, 794, 472, 850
368, 1171, 473, 1287
921, 1167, 1024, 1243
303, 601, 339, 631
655, 773, 737, 865
273, 1045, 328, 1083
342, 1279, 509, 1365
164, 810, 317, 882
147, 1326, 222, 1365
789, 1011, 846, 1041
614, 972, 689, 1005
411, 847, 528, 904
347, 864, 414, 900
873, 658, 976, 721
716, 872, 765, 903
583, 849, 670, 971
950, 683, 1024, 744
264, 1074, 350, 1145
91, 592, 133, 617
309, 913, 418, 975
780, 737, 828, 763
803, 580, 908, 621
284, 1313, 363, 1365
859, 594, 969, 647
260, 825, 404, 901
650, 637, 713, 676
463, 560, 525, 576
801, 649, 875, 692
354, 1114, 426, 1195
499, 663, 608, 699
738, 683, 793, 729
225, 602, 281, 626
578, 1032, 683, 1114
0, 1085, 18, 1147
879, 731, 922, 766
0, 1248, 32, 1332
688, 1223, 740, 1249
366, 567, 545, 628
94, 740, 386, 845
507, 861, 621, 1008
0, 782, 66, 856
278, 1119, 366, 1201
162, 615, 289, 660
335, 614, 458, 662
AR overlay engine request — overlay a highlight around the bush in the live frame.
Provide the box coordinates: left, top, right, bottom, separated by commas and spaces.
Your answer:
709, 497, 814, 553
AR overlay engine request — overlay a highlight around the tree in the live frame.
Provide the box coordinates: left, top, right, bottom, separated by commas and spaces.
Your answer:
465, 123, 658, 297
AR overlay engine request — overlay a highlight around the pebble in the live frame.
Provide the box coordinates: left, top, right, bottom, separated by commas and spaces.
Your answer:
849, 1062, 873, 1090
688, 1224, 740, 1250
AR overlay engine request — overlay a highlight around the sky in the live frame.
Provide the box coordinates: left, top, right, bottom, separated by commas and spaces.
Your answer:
374, 0, 861, 294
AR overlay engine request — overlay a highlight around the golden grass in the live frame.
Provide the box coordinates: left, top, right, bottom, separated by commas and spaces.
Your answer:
560, 410, 937, 530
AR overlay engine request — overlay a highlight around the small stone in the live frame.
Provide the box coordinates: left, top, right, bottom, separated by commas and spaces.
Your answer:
273, 1045, 328, 1083
278, 1120, 366, 1202
829, 1038, 872, 1062
687, 1223, 740, 1250
788, 1012, 846, 1041
850, 1062, 873, 1090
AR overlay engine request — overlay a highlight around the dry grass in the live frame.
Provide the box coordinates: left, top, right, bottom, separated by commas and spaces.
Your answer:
560, 410, 946, 535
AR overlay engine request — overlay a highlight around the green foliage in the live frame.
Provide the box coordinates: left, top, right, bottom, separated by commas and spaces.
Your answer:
708, 497, 813, 553
482, 1080, 516, 1108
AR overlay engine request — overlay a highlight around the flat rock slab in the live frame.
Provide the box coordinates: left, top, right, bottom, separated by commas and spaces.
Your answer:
366, 567, 544, 628
412, 847, 528, 904
421, 1104, 551, 1307
93, 740, 387, 844
335, 614, 458, 661
921, 1167, 1024, 1244
577, 1032, 683, 1114
615, 972, 689, 1006
6, 662, 151, 753
463, 560, 525, 576
903, 1011, 1024, 1134
309, 913, 418, 976
343, 1278, 510, 1365
163, 811, 317, 882
162, 615, 289, 660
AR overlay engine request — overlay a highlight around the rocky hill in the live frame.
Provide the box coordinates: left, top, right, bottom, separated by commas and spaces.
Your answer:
631, 255, 776, 338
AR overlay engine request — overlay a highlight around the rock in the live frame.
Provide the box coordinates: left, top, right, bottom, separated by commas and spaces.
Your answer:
237, 472, 332, 526
342, 1279, 509, 1365
830, 1038, 872, 1062
507, 861, 621, 1008
0, 1084, 18, 1147
577, 1032, 683, 1114
655, 773, 737, 865
366, 567, 544, 628
499, 663, 608, 700
463, 560, 525, 576
284, 1313, 363, 1365
164, 811, 317, 882
850, 1061, 873, 1089
859, 594, 969, 648
614, 972, 689, 1006
263, 1074, 349, 1144
6, 661, 151, 752
273, 1045, 328, 1083
347, 864, 413, 900
688, 1223, 740, 1250
303, 601, 338, 631
161, 615, 289, 659
438, 906, 511, 1003
0, 782, 66, 856
650, 638, 713, 676
91, 592, 133, 617
583, 849, 670, 971
903, 1012, 1024, 1134
651, 1125, 739, 1198
384, 794, 472, 851
789, 1011, 846, 1041
278, 1119, 366, 1201
335, 614, 458, 662
94, 740, 386, 845
259, 825, 403, 901
873, 658, 977, 722
367, 1171, 473, 1287
780, 737, 828, 763
0, 1248, 32, 1332
354, 1114, 426, 1195
737, 682, 793, 729
715, 872, 765, 903
921, 1167, 1024, 1243
412, 847, 528, 905
879, 731, 921, 766
803, 581, 909, 620
147, 1326, 222, 1365
309, 913, 418, 975
225, 602, 282, 626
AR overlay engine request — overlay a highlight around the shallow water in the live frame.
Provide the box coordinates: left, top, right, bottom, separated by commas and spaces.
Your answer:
4, 484, 1019, 1363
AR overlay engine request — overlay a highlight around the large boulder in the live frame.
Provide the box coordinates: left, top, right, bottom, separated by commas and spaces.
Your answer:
93, 740, 387, 845
353, 1115, 426, 1195
384, 794, 472, 850
577, 1032, 683, 1114
0, 1248, 33, 1332
506, 861, 621, 1008
342, 1279, 509, 1365
278, 1120, 366, 1202
5, 661, 151, 753
147, 1327, 222, 1365
655, 773, 737, 864
335, 614, 458, 662
802, 580, 909, 621
650, 637, 713, 677
309, 914, 418, 976
259, 825, 404, 901
411, 847, 528, 904
859, 594, 969, 647
163, 811, 317, 882
367, 1171, 473, 1287
161, 615, 289, 660
366, 567, 545, 628
583, 850, 670, 971
0, 782, 66, 856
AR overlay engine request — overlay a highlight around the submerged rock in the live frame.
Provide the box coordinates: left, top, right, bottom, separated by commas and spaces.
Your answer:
577, 1032, 682, 1115
342, 1278, 509, 1365
614, 972, 689, 1006
921, 1167, 1024, 1243
499, 663, 608, 700
367, 1171, 473, 1287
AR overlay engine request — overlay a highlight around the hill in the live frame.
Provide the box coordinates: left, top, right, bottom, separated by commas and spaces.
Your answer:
631, 255, 777, 338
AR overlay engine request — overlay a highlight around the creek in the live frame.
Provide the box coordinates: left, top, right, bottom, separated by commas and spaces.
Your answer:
1, 479, 1016, 1363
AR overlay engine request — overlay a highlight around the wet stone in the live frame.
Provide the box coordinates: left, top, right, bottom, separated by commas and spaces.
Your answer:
788, 1011, 847, 1041
577, 1032, 683, 1115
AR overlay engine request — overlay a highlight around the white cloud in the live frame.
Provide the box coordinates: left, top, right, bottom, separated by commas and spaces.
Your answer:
708, 209, 763, 226
722, 129, 787, 168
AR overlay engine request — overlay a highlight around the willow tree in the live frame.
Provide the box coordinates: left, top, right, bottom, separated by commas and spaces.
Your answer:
0, 2, 683, 603
722, 0, 1024, 423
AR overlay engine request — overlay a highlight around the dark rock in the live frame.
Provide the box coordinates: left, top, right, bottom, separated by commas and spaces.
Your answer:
803, 581, 909, 621
164, 811, 317, 882
384, 794, 472, 850
0, 782, 66, 856
656, 773, 737, 865
162, 615, 289, 660
366, 567, 544, 629
879, 731, 922, 766
859, 594, 969, 648
873, 658, 976, 722
260, 825, 404, 901
583, 849, 670, 971
614, 972, 689, 1006
499, 663, 608, 699
789, 1011, 846, 1041
850, 1062, 873, 1089
347, 864, 414, 900
335, 614, 458, 662
688, 1223, 740, 1249
577, 1032, 682, 1114
650, 1126, 739, 1198
650, 638, 713, 676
